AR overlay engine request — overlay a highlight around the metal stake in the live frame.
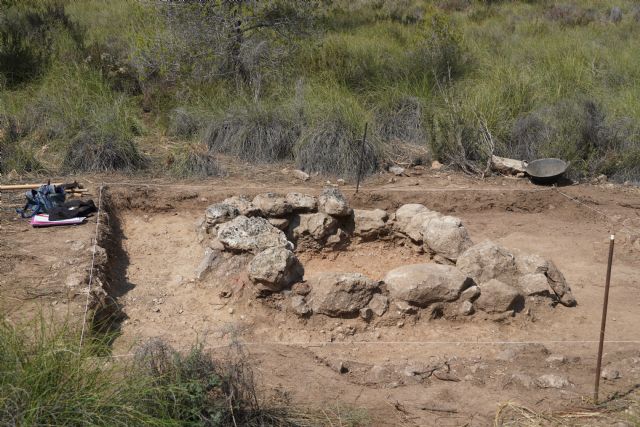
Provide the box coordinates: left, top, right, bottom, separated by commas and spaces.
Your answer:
355, 122, 368, 194
594, 234, 615, 404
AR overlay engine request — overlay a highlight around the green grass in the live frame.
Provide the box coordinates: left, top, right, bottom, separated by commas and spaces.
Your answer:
2, 0, 640, 182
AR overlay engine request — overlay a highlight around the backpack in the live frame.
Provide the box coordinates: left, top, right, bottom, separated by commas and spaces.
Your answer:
16, 184, 66, 218
48, 199, 97, 220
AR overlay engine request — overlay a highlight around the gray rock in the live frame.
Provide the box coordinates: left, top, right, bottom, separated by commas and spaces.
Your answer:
457, 240, 517, 284
326, 228, 348, 247
306, 272, 379, 317
545, 354, 567, 365
292, 169, 310, 181
252, 193, 292, 217
459, 285, 480, 301
318, 187, 352, 217
460, 300, 475, 316
475, 279, 524, 313
65, 272, 85, 288
389, 166, 405, 176
509, 373, 535, 388
514, 250, 576, 306
403, 210, 440, 242
536, 374, 570, 389
360, 307, 373, 321
384, 264, 473, 307
195, 247, 219, 280
221, 195, 259, 217
393, 204, 430, 231
518, 273, 551, 296
291, 295, 312, 316
248, 247, 303, 291
423, 215, 473, 262
268, 217, 290, 231
289, 213, 338, 248
368, 294, 389, 317
286, 192, 317, 213
353, 209, 388, 240
217, 216, 293, 253
205, 203, 239, 227
601, 366, 620, 380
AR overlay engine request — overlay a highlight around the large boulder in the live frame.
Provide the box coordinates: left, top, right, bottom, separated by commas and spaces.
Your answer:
353, 209, 389, 240
248, 247, 303, 291
306, 272, 379, 317
252, 193, 292, 217
217, 216, 293, 253
456, 240, 517, 283
286, 193, 317, 213
384, 264, 473, 307
221, 195, 259, 217
475, 279, 524, 313
289, 213, 338, 248
318, 187, 352, 217
513, 250, 576, 306
422, 215, 473, 261
393, 204, 430, 231
393, 204, 439, 242
205, 203, 239, 227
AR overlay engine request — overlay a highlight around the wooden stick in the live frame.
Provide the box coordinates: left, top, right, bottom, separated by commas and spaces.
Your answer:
594, 234, 615, 404
0, 183, 64, 190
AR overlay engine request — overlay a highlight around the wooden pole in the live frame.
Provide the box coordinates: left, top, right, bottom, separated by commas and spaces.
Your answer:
0, 183, 64, 191
594, 234, 615, 404
355, 122, 368, 194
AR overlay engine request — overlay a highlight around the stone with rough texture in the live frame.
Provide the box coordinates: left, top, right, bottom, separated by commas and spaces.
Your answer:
403, 210, 440, 242
268, 218, 290, 231
289, 213, 338, 247
205, 203, 239, 227
222, 196, 259, 217
291, 295, 311, 316
353, 209, 388, 239
286, 192, 317, 213
536, 374, 570, 389
367, 294, 389, 317
457, 240, 517, 284
248, 247, 303, 291
292, 169, 310, 181
601, 366, 620, 380
384, 264, 472, 307
460, 300, 475, 316
195, 247, 219, 280
422, 215, 473, 261
475, 279, 524, 313
389, 166, 405, 176
306, 272, 379, 317
318, 187, 352, 217
393, 204, 435, 241
459, 285, 480, 301
514, 250, 576, 307
518, 273, 552, 296
252, 193, 292, 217
218, 216, 292, 253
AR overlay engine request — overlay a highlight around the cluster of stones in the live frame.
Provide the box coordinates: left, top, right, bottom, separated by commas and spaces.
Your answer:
198, 188, 576, 321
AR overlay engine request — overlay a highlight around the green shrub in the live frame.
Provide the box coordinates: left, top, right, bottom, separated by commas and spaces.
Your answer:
168, 143, 224, 178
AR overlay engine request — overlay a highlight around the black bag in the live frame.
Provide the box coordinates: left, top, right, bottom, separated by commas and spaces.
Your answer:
48, 199, 97, 220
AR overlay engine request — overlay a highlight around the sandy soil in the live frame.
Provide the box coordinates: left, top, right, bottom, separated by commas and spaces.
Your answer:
2, 168, 640, 425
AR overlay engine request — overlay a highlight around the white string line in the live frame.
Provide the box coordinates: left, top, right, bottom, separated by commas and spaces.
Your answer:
555, 187, 640, 237
79, 185, 104, 349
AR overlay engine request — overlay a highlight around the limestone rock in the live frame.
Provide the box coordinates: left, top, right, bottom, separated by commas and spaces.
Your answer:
318, 187, 352, 217
475, 279, 524, 313
514, 250, 576, 306
536, 374, 570, 389
289, 213, 338, 248
205, 203, 239, 227
252, 193, 292, 217
460, 300, 475, 316
367, 294, 389, 317
291, 295, 312, 316
268, 218, 290, 231
422, 215, 473, 262
457, 240, 517, 284
459, 285, 480, 301
292, 169, 310, 181
384, 264, 473, 307
218, 216, 293, 253
248, 247, 303, 291
353, 209, 388, 240
306, 272, 379, 317
389, 166, 405, 176
221, 195, 259, 217
286, 192, 317, 213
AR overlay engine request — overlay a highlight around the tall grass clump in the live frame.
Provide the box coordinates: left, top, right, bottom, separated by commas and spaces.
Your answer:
168, 142, 224, 178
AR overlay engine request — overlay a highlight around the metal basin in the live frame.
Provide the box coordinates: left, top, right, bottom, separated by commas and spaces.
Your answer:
525, 158, 568, 185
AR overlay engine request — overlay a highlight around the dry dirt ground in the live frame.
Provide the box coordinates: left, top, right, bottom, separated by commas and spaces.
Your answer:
2, 167, 640, 426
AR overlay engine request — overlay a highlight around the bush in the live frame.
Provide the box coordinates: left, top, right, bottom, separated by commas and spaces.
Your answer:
375, 95, 425, 145
168, 143, 224, 178
0, 141, 45, 174
545, 4, 597, 27
204, 104, 298, 163
167, 108, 202, 139
63, 128, 146, 172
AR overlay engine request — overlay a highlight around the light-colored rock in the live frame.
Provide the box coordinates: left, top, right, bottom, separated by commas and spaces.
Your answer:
353, 209, 388, 239
431, 160, 443, 170
248, 247, 303, 291
268, 217, 290, 231
513, 250, 576, 306
65, 272, 85, 288
205, 203, 239, 227
368, 294, 389, 317
459, 285, 480, 301
221, 195, 259, 216
491, 155, 526, 175
252, 193, 292, 217
536, 374, 570, 389
291, 295, 311, 316
326, 228, 348, 247
289, 213, 338, 247
218, 216, 292, 253
601, 366, 620, 380
393, 204, 430, 232
195, 247, 219, 280
389, 166, 405, 176
337, 178, 346, 186
318, 187, 352, 217
292, 169, 310, 181
457, 240, 517, 284
518, 273, 552, 296
509, 373, 535, 388
306, 272, 379, 317
286, 192, 317, 213
360, 307, 373, 321
422, 215, 473, 261
475, 279, 524, 313
460, 300, 475, 316
384, 264, 472, 307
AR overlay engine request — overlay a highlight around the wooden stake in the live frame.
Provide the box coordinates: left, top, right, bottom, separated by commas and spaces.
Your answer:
355, 122, 368, 194
594, 234, 615, 404
0, 183, 64, 191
